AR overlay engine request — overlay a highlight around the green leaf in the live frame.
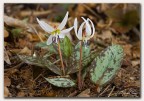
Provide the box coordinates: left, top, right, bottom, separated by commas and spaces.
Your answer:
61, 36, 73, 58
66, 48, 101, 75
35, 42, 57, 53
18, 55, 62, 75
90, 44, 124, 86
74, 42, 90, 60
11, 28, 22, 38
45, 76, 75, 87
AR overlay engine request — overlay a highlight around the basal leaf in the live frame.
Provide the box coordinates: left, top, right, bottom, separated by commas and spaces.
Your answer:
45, 76, 75, 87
35, 42, 57, 53
18, 55, 62, 75
61, 36, 73, 58
74, 42, 90, 60
90, 44, 124, 86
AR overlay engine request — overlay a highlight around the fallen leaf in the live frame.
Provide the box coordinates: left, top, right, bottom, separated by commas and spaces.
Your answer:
4, 87, 10, 97
97, 20, 107, 28
4, 29, 9, 38
131, 60, 140, 67
17, 91, 25, 97
4, 48, 11, 65
19, 47, 31, 55
132, 42, 140, 58
4, 76, 11, 87
77, 89, 90, 97
122, 44, 132, 57
101, 30, 113, 40
124, 80, 140, 88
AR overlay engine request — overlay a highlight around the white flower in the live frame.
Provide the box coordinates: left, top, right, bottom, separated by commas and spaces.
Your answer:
37, 11, 73, 45
74, 17, 95, 44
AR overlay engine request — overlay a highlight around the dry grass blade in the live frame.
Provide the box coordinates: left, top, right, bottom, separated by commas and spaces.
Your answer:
19, 10, 52, 17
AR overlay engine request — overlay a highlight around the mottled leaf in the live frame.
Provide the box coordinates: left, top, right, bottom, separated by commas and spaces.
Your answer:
35, 42, 57, 53
61, 36, 73, 58
66, 49, 100, 75
74, 42, 90, 60
90, 44, 124, 86
18, 55, 62, 75
45, 76, 75, 87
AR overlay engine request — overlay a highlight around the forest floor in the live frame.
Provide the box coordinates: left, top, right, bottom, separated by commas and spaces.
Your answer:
4, 4, 140, 97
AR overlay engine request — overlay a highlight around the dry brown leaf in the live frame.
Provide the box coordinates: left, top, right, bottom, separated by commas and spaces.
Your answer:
97, 20, 107, 28
17, 91, 25, 97
76, 5, 86, 14
122, 44, 132, 57
77, 89, 90, 97
132, 42, 140, 58
4, 87, 10, 97
131, 60, 140, 67
100, 4, 111, 12
4, 48, 11, 65
4, 76, 11, 87
124, 81, 140, 88
101, 30, 113, 40
19, 47, 31, 55
4, 29, 9, 38
18, 38, 32, 48
4, 15, 28, 28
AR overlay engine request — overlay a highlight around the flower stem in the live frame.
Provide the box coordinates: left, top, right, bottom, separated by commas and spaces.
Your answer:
78, 41, 83, 90
58, 40, 65, 75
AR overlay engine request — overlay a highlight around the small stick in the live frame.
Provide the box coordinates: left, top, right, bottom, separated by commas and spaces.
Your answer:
78, 41, 83, 90
58, 40, 65, 75
4, 62, 24, 72
30, 25, 44, 42
98, 84, 111, 97
68, 90, 78, 97
82, 4, 101, 19
108, 86, 115, 97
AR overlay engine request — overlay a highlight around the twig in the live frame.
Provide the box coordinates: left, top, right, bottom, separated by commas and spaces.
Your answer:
98, 84, 111, 97
82, 4, 101, 19
78, 41, 83, 90
19, 10, 52, 17
108, 86, 115, 97
51, 59, 60, 65
68, 90, 78, 97
4, 62, 24, 72
58, 40, 65, 75
30, 25, 44, 42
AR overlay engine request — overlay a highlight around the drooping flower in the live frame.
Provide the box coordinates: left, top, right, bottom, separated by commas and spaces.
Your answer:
74, 17, 95, 45
37, 12, 73, 45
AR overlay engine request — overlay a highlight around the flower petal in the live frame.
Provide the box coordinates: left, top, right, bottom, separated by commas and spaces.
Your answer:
36, 18, 54, 33
61, 27, 73, 35
46, 35, 53, 45
87, 18, 95, 38
57, 12, 69, 30
74, 18, 78, 35
77, 22, 85, 40
81, 17, 91, 36
58, 33, 65, 39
